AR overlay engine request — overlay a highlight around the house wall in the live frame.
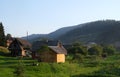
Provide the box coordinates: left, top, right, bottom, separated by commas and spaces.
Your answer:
22, 50, 26, 56
38, 51, 66, 63
56, 54, 65, 63
39, 51, 57, 62
9, 43, 26, 57
6, 40, 13, 47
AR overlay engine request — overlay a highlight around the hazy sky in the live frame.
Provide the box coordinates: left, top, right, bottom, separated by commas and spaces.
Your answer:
0, 0, 120, 37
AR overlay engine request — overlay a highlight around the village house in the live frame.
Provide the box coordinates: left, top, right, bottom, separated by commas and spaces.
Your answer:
6, 38, 13, 48
32, 40, 67, 63
8, 38, 31, 57
6, 34, 13, 48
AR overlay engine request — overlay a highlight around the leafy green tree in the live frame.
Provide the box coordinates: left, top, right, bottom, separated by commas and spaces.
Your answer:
103, 45, 116, 55
68, 46, 87, 55
13, 58, 25, 77
14, 65, 25, 77
72, 54, 83, 63
0, 23, 6, 46
38, 45, 49, 53
72, 41, 82, 47
88, 45, 103, 56
80, 46, 88, 55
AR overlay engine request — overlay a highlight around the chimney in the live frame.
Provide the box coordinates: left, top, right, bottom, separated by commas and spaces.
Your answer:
58, 42, 62, 48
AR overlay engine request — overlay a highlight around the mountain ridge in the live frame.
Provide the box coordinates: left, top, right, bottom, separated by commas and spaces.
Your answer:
56, 20, 120, 44
22, 23, 84, 42
22, 20, 120, 46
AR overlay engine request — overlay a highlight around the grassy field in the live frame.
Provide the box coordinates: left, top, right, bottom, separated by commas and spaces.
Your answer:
0, 55, 120, 77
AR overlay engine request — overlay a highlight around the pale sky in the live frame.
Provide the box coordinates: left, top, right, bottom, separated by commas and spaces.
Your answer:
0, 0, 120, 37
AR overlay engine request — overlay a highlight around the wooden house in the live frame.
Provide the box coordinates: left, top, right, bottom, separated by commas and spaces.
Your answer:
32, 40, 59, 58
32, 40, 67, 63
8, 38, 31, 57
6, 34, 13, 48
6, 38, 13, 48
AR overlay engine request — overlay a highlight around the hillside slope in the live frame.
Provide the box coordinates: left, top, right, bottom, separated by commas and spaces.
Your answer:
22, 20, 120, 45
57, 20, 120, 44
22, 24, 83, 43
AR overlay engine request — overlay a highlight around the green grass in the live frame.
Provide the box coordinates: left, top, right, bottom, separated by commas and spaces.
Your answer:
0, 55, 120, 77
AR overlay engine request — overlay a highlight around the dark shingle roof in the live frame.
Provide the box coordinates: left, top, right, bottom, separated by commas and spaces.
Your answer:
48, 46, 67, 55
32, 40, 59, 51
13, 38, 31, 48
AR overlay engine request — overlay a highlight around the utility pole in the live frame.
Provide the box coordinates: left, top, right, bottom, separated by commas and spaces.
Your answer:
27, 31, 28, 41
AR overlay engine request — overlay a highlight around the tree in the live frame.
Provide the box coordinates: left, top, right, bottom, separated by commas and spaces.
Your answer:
68, 46, 87, 55
14, 64, 25, 77
103, 45, 116, 55
88, 45, 103, 56
72, 54, 83, 63
72, 41, 82, 47
38, 45, 49, 53
6, 33, 12, 40
13, 58, 25, 77
0, 23, 6, 46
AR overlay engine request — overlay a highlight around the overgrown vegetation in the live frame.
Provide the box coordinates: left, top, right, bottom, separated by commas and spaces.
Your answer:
0, 40, 120, 77
13, 58, 25, 77
0, 51, 120, 77
0, 46, 9, 55
38, 45, 50, 53
88, 45, 103, 56
57, 20, 120, 44
103, 45, 116, 55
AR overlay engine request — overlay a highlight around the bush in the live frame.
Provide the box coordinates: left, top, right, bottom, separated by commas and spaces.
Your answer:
72, 54, 84, 63
84, 55, 101, 67
103, 45, 116, 55
68, 46, 87, 55
0, 46, 9, 55
92, 64, 120, 76
13, 59, 25, 77
37, 45, 49, 53
71, 74, 115, 77
88, 45, 103, 56
85, 60, 100, 67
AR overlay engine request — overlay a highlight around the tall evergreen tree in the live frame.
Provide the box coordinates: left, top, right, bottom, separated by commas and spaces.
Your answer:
0, 23, 6, 46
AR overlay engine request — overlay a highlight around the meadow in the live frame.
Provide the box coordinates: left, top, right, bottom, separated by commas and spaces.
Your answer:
0, 54, 120, 77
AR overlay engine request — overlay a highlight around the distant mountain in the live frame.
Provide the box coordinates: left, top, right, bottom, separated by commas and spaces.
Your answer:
22, 24, 83, 43
48, 25, 83, 39
22, 34, 47, 43
57, 20, 120, 45
22, 20, 120, 46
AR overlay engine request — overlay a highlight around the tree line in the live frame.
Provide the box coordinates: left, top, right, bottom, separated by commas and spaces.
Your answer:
68, 42, 116, 56
0, 23, 6, 46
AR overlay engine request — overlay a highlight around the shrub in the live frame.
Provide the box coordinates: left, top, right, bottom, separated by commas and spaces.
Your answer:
84, 55, 101, 67
71, 74, 115, 77
72, 54, 84, 63
92, 64, 120, 76
13, 59, 25, 77
0, 46, 9, 55
103, 45, 116, 55
37, 45, 49, 53
68, 46, 87, 55
88, 45, 103, 56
